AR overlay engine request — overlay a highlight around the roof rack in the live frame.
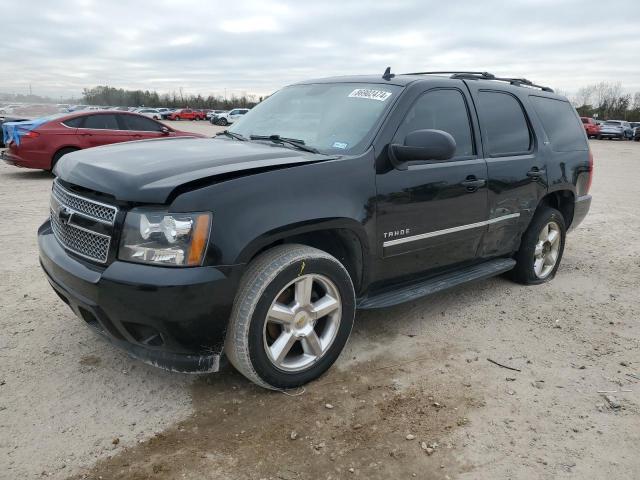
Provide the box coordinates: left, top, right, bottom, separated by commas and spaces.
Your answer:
397, 70, 554, 93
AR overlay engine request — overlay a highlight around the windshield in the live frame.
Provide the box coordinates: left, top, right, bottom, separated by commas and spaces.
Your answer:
229, 83, 402, 154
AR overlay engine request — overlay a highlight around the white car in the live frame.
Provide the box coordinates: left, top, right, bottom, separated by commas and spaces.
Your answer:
214, 108, 250, 126
134, 108, 162, 120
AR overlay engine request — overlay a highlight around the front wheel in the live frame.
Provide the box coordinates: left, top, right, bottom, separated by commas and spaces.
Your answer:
511, 207, 566, 285
225, 244, 355, 390
218, 118, 228, 126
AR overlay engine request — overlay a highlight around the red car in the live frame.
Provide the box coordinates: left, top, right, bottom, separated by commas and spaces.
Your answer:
1, 111, 205, 171
581, 117, 600, 138
168, 108, 205, 121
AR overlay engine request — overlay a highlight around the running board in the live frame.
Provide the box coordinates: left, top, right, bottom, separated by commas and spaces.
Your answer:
357, 258, 516, 310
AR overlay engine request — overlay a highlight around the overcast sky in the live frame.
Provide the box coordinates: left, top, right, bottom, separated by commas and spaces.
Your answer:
2, 0, 639, 99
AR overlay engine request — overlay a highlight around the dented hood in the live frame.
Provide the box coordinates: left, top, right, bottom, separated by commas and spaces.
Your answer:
54, 136, 331, 203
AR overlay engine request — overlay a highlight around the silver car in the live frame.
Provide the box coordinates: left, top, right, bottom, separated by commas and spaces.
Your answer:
599, 120, 632, 140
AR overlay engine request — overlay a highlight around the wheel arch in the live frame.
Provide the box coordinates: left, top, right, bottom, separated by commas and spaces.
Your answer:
51, 145, 81, 166
537, 190, 575, 228
237, 220, 369, 295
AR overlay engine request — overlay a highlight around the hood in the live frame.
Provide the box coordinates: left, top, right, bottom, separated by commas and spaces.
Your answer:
54, 137, 332, 203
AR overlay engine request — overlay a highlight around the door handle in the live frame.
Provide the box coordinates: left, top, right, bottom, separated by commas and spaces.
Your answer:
527, 167, 546, 179
461, 176, 486, 192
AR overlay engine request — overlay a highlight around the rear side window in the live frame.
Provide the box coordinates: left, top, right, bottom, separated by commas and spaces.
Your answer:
83, 114, 119, 130
477, 91, 531, 156
121, 114, 163, 132
395, 89, 474, 158
62, 116, 84, 128
529, 96, 587, 152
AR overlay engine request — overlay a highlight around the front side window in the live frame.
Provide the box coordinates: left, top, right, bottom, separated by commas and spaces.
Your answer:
394, 89, 474, 158
529, 96, 587, 152
83, 114, 119, 130
121, 114, 163, 132
477, 91, 532, 156
230, 82, 402, 154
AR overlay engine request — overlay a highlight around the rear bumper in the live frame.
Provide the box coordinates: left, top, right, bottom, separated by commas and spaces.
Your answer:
569, 194, 591, 232
38, 220, 243, 373
1, 148, 50, 169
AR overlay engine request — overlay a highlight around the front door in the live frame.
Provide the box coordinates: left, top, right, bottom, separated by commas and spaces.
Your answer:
375, 87, 489, 282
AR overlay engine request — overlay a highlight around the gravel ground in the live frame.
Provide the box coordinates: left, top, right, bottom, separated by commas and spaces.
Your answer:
0, 127, 638, 479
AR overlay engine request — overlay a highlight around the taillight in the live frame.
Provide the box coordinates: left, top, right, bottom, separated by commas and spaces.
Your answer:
19, 129, 40, 139
585, 149, 594, 194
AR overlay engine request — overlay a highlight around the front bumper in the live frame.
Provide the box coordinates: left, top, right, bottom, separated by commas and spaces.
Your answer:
38, 220, 243, 373
569, 194, 591, 232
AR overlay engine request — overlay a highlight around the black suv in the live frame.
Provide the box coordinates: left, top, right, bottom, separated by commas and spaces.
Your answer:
39, 70, 592, 389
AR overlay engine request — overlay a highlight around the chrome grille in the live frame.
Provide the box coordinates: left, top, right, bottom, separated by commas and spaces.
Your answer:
52, 180, 117, 224
50, 211, 111, 263
49, 181, 118, 264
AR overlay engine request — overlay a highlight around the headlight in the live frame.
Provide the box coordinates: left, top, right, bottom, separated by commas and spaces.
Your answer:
118, 209, 211, 267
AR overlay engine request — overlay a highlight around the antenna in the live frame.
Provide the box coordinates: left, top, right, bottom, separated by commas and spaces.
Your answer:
382, 67, 394, 81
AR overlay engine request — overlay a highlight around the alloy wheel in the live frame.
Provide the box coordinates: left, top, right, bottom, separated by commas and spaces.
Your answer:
263, 274, 342, 372
533, 221, 561, 279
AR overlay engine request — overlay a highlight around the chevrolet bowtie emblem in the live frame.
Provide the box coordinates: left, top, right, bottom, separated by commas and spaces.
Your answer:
58, 206, 73, 225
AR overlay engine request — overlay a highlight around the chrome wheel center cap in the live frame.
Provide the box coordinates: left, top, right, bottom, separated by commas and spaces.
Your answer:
293, 310, 313, 336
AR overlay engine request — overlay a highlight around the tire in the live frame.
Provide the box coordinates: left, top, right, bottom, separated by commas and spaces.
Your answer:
219, 118, 228, 126
597, 135, 602, 140
511, 206, 566, 285
51, 147, 79, 172
225, 244, 355, 390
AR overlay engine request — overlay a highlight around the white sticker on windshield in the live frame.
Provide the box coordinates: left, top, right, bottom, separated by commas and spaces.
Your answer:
348, 88, 392, 101
332, 141, 348, 149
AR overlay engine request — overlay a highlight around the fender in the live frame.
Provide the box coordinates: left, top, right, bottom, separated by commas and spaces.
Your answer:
169, 151, 378, 271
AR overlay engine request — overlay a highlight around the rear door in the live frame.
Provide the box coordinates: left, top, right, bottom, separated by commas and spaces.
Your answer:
375, 86, 488, 280
78, 113, 130, 148
465, 85, 547, 257
119, 114, 168, 140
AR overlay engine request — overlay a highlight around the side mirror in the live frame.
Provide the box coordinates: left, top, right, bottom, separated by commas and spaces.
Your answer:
160, 126, 171, 135
389, 129, 456, 170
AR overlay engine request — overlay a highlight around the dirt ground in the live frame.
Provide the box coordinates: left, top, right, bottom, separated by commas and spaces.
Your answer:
1, 125, 639, 480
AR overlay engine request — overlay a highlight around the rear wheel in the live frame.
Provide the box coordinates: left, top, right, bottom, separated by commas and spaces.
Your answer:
219, 118, 228, 126
51, 147, 79, 172
225, 244, 355, 389
511, 206, 566, 285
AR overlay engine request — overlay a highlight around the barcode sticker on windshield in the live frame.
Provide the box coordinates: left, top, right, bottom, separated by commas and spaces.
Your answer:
348, 89, 392, 101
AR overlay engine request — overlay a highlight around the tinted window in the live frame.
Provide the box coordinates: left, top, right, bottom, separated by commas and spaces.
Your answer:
62, 116, 84, 128
395, 89, 474, 157
229, 110, 239, 115
477, 91, 531, 155
529, 96, 587, 152
83, 114, 119, 130
121, 114, 163, 132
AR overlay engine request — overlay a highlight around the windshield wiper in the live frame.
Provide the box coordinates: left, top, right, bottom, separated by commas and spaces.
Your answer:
249, 134, 319, 154
215, 130, 247, 141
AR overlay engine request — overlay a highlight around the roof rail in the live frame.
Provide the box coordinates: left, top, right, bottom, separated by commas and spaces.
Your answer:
400, 70, 554, 93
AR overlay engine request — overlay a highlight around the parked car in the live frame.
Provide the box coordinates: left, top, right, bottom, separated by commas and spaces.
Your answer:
160, 108, 176, 120
629, 122, 640, 138
1, 111, 205, 171
207, 110, 227, 122
598, 120, 633, 140
634, 126, 640, 142
580, 117, 600, 138
213, 108, 249, 125
134, 108, 162, 120
168, 108, 205, 121
38, 70, 592, 389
